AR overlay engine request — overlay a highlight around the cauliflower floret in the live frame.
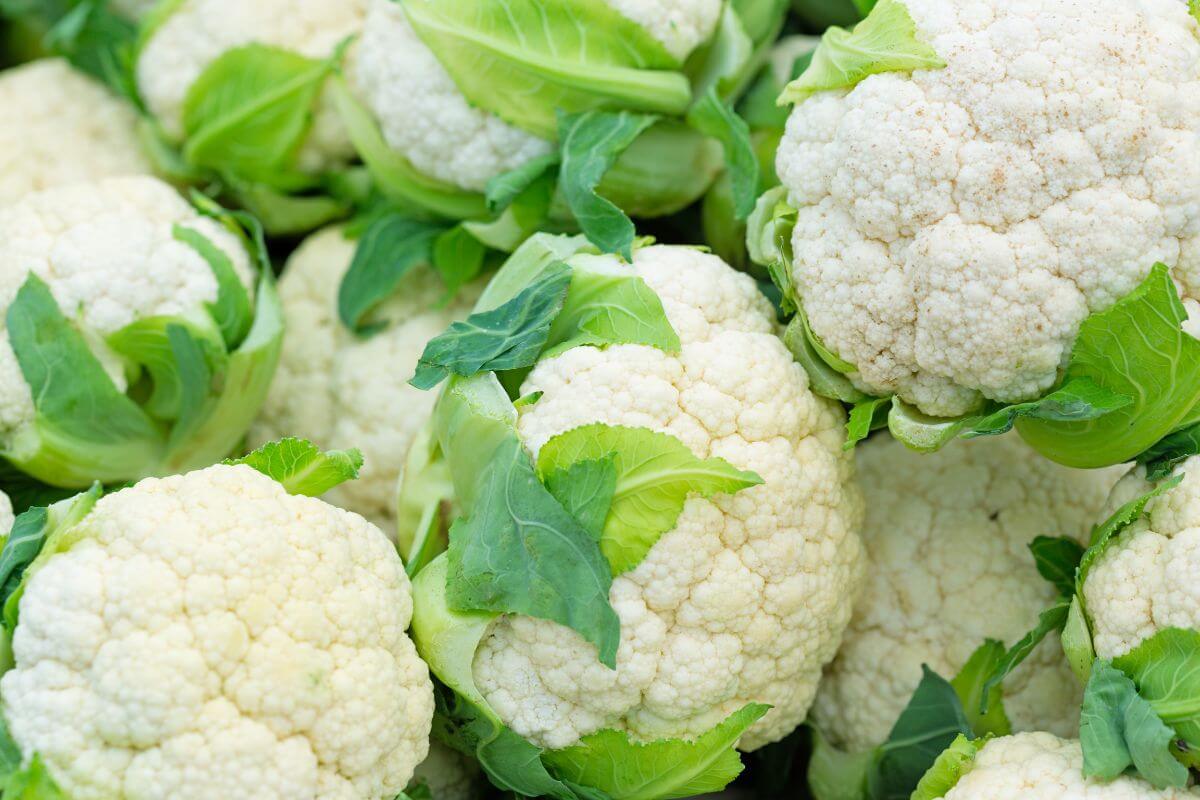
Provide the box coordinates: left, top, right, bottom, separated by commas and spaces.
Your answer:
0, 491, 11, 535
351, 0, 722, 192
775, 0, 1200, 416
0, 464, 435, 800
407, 741, 478, 800
813, 436, 1124, 752
0, 176, 253, 441
1084, 457, 1200, 659
472, 245, 865, 751
0, 59, 151, 206
250, 227, 478, 532
136, 0, 365, 172
942, 732, 1200, 799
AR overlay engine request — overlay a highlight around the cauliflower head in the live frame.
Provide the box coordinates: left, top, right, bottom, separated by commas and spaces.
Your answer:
251, 226, 478, 530
1083, 458, 1200, 660
352, 0, 722, 192
936, 733, 1200, 799
0, 463, 434, 800
775, 0, 1200, 417
468, 244, 865, 751
0, 491, 11, 535
813, 436, 1124, 752
136, 0, 365, 173
0, 59, 151, 206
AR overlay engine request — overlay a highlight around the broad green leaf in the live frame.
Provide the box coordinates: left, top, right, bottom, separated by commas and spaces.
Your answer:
541, 703, 770, 800
1062, 595, 1096, 685
227, 180, 350, 237
395, 426, 455, 575
485, 154, 560, 214
44, 0, 138, 101
962, 378, 1132, 440
0, 713, 21, 783
594, 120, 724, 219
226, 438, 363, 497
1113, 628, 1200, 755
105, 316, 223, 427
782, 318, 871, 405
779, 0, 944, 104
401, 0, 691, 140
543, 457, 617, 541
910, 734, 982, 800
685, 89, 758, 219
845, 396, 891, 449
181, 44, 331, 187
1028, 536, 1085, 599
1081, 660, 1189, 788
1017, 264, 1200, 468
5, 273, 160, 486
1137, 421, 1200, 482
887, 398, 973, 454
745, 187, 797, 312
172, 224, 253, 348
432, 226, 487, 300
1, 754, 67, 799
557, 110, 658, 259
979, 600, 1070, 715
410, 262, 573, 390
472, 234, 595, 312
0, 506, 51, 609
537, 424, 762, 575
806, 725, 873, 800
337, 213, 444, 333
950, 641, 1011, 738
1076, 475, 1182, 592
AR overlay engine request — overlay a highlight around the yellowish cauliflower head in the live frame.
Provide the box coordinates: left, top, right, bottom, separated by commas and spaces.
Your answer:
776, 0, 1200, 417
251, 227, 478, 531
474, 245, 865, 751
0, 59, 151, 206
1084, 458, 1200, 659
814, 436, 1124, 751
0, 464, 434, 800
941, 732, 1200, 799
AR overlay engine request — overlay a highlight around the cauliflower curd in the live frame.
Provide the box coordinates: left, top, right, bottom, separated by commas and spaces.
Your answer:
0, 464, 434, 800
472, 244, 865, 750
813, 436, 1123, 751
776, 0, 1200, 417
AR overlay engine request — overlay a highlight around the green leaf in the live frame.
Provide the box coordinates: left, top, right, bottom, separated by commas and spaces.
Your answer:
1062, 594, 1096, 686
1016, 264, 1200, 468
594, 120, 725, 219
172, 225, 253, 348
910, 734, 982, 800
543, 457, 617, 542
745, 187, 797, 309
45, 0, 138, 101
806, 725, 873, 800
432, 226, 487, 299
1191, 0, 1200, 24
537, 424, 763, 575
1136, 422, 1200, 482
557, 110, 658, 259
961, 378, 1132, 440
337, 213, 444, 334
1076, 475, 1182, 592
1, 754, 67, 799
886, 397, 976, 455
779, 0, 944, 104
485, 154, 560, 214
0, 713, 21, 784
950, 641, 1011, 738
0, 506, 50, 610
685, 88, 759, 219
1081, 660, 1189, 788
105, 316, 222, 428
410, 262, 573, 391
181, 44, 331, 187
782, 318, 871, 405
1028, 536, 1086, 599
845, 396, 891, 449
541, 703, 770, 800
401, 0, 691, 140
978, 600, 1071, 716
225, 438, 363, 497
1112, 628, 1200, 757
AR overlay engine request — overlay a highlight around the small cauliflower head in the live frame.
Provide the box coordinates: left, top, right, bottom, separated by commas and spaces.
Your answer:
0, 463, 434, 800
0, 59, 151, 205
472, 244, 865, 751
352, 0, 722, 192
938, 733, 1200, 799
775, 0, 1200, 417
136, 0, 366, 173
1083, 458, 1200, 660
251, 226, 478, 530
813, 436, 1124, 752
407, 741, 479, 800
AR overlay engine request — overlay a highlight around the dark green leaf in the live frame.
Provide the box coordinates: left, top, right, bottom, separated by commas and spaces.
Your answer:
873, 666, 972, 800
542, 457, 617, 542
1028, 536, 1085, 598
950, 640, 1011, 738
432, 226, 486, 299
686, 88, 759, 219
0, 506, 50, 610
225, 437, 363, 497
45, 0, 137, 101
845, 396, 891, 449
337, 213, 444, 333
961, 377, 1131, 439
979, 600, 1070, 715
485, 154, 560, 213
172, 224, 254, 348
1137, 421, 1200, 482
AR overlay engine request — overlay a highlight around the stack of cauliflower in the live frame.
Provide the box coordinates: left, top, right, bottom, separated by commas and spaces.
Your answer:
0, 0, 1198, 798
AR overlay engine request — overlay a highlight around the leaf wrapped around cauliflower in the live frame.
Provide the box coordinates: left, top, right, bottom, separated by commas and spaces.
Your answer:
753, 0, 1200, 468
0, 176, 283, 488
0, 448, 434, 800
400, 233, 864, 799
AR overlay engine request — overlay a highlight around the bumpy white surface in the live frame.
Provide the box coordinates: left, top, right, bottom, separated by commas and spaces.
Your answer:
408, 741, 478, 800
352, 0, 721, 191
0, 176, 252, 440
942, 733, 1200, 799
0, 60, 151, 206
251, 227, 478, 532
776, 0, 1200, 416
1084, 457, 1200, 659
136, 0, 365, 172
0, 464, 434, 800
813, 436, 1123, 751
0, 491, 12, 535
473, 245, 865, 751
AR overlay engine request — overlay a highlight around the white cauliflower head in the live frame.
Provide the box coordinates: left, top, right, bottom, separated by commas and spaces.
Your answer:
351, 0, 722, 192
775, 0, 1200, 417
1083, 457, 1200, 660
470, 244, 865, 751
0, 59, 151, 206
136, 0, 365, 172
937, 732, 1200, 799
0, 491, 11, 535
251, 226, 478, 531
813, 436, 1124, 752
0, 463, 435, 800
